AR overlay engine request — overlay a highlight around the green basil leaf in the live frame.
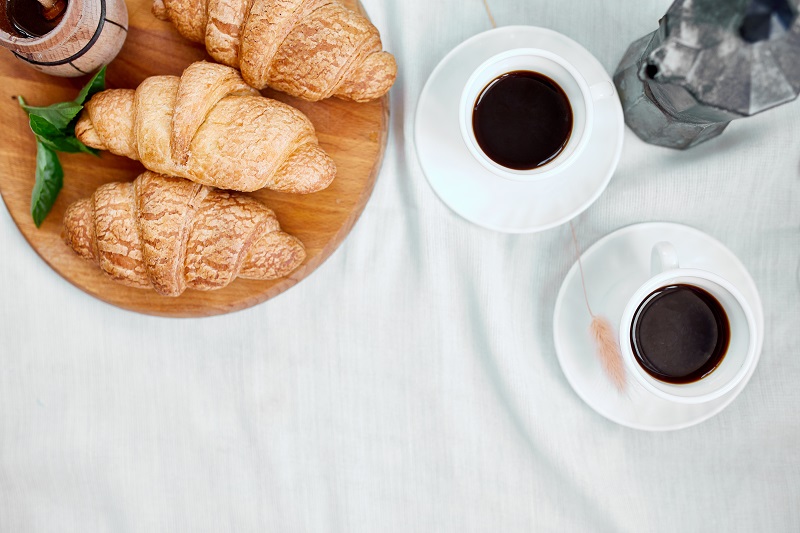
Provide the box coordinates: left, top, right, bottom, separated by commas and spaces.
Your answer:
38, 134, 99, 156
29, 115, 99, 155
28, 113, 62, 138
74, 139, 100, 156
19, 100, 84, 131
19, 66, 107, 227
74, 65, 107, 105
31, 141, 64, 228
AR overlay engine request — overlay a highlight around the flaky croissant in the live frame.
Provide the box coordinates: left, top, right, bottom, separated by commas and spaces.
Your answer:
152, 0, 397, 102
63, 171, 306, 296
75, 62, 336, 193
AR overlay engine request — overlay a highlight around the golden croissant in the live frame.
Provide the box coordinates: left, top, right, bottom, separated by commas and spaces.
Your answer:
75, 62, 336, 193
63, 171, 306, 296
152, 0, 397, 102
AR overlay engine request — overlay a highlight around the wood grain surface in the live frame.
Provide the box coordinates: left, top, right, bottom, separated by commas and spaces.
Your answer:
0, 0, 389, 317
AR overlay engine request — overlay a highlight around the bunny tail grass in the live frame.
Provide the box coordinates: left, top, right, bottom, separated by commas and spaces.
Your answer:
590, 315, 626, 392
569, 221, 627, 392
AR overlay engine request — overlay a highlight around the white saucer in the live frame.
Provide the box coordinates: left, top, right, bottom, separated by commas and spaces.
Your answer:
553, 222, 764, 431
414, 26, 624, 233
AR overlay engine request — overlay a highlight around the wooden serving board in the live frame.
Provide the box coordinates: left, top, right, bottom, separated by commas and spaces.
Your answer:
0, 0, 388, 317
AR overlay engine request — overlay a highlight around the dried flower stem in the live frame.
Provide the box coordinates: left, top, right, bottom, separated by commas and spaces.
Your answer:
569, 221, 626, 391
482, 0, 497, 29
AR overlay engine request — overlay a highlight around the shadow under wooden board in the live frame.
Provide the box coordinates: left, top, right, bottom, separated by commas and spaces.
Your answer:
0, 0, 389, 317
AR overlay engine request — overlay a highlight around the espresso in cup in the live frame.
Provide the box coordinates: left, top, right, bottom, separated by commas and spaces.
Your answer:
619, 241, 757, 404
471, 70, 573, 170
459, 49, 598, 182
630, 284, 730, 384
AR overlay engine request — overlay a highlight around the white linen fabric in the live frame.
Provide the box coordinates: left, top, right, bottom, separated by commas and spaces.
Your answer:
1, 0, 799, 531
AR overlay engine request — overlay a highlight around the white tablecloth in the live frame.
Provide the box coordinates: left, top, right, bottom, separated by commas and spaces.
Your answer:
2, 0, 799, 531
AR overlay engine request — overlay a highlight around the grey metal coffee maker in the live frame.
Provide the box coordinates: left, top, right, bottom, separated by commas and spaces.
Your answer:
614, 0, 800, 149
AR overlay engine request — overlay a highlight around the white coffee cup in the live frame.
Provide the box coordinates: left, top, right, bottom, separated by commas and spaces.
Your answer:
459, 48, 614, 182
619, 242, 759, 404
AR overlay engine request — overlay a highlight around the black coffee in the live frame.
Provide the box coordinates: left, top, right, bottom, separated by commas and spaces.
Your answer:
471, 70, 572, 170
631, 284, 730, 384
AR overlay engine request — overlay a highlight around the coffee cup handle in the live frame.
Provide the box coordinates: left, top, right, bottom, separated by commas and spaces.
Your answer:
651, 241, 680, 276
590, 80, 615, 100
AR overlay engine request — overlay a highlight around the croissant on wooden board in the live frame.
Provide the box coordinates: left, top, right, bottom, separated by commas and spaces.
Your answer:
152, 0, 397, 102
75, 61, 336, 194
63, 171, 306, 296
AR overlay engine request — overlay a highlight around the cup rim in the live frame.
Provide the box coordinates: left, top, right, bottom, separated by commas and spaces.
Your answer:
619, 269, 759, 404
458, 47, 593, 183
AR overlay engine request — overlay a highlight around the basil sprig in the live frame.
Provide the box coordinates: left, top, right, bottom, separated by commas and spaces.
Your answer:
18, 66, 106, 227
30, 141, 64, 228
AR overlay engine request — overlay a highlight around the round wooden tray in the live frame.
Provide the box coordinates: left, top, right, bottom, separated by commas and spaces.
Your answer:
0, 0, 388, 317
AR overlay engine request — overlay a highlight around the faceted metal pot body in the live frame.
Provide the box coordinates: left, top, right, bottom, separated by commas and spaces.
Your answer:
614, 0, 800, 149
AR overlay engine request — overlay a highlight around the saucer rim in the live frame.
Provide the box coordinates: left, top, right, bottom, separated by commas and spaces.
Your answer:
552, 222, 765, 432
413, 25, 625, 234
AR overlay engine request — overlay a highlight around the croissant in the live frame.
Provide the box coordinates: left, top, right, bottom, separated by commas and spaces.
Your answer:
152, 0, 397, 102
75, 62, 336, 193
63, 171, 306, 296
